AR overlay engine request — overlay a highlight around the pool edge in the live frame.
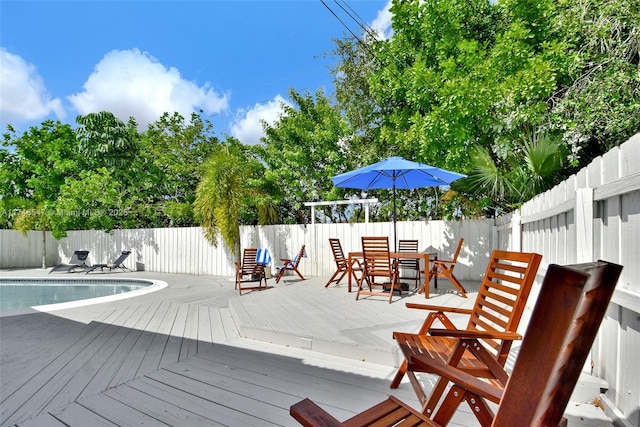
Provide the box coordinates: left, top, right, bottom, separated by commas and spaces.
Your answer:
0, 278, 168, 318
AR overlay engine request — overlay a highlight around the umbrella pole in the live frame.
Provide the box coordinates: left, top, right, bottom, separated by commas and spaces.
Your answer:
393, 184, 397, 252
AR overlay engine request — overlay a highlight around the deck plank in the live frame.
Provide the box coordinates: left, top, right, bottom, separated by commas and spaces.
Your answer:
143, 368, 293, 425
1, 310, 136, 425
42, 304, 154, 412
159, 303, 189, 368
125, 375, 279, 426
46, 403, 118, 427
103, 383, 216, 426
106, 302, 168, 388
208, 307, 228, 344
179, 304, 200, 360
138, 302, 180, 372
197, 304, 214, 353
74, 392, 164, 426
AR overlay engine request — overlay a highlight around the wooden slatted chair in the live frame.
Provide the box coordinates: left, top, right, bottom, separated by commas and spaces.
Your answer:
427, 238, 466, 297
325, 238, 362, 288
397, 239, 421, 289
235, 248, 268, 295
356, 237, 401, 304
289, 260, 622, 427
275, 245, 306, 283
391, 250, 542, 416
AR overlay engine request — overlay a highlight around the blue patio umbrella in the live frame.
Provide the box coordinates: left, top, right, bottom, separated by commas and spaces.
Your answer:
331, 156, 466, 251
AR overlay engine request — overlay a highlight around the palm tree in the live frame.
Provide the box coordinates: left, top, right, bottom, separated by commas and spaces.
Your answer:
460, 129, 566, 212
193, 140, 279, 262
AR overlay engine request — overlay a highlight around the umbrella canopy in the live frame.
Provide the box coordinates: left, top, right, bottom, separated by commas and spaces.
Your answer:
331, 156, 466, 250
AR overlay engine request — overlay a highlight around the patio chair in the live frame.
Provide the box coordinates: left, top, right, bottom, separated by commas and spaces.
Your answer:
289, 261, 622, 427
325, 238, 362, 288
48, 250, 90, 274
390, 250, 542, 416
84, 251, 132, 273
275, 245, 306, 283
356, 236, 401, 303
397, 239, 421, 289
427, 238, 466, 297
235, 248, 269, 295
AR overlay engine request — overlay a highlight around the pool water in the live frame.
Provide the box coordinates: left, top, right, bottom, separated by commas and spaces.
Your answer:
0, 278, 159, 311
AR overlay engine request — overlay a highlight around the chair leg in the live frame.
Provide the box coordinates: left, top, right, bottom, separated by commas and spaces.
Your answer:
325, 268, 347, 287
275, 268, 285, 283
431, 384, 467, 425
390, 359, 408, 389
442, 267, 467, 297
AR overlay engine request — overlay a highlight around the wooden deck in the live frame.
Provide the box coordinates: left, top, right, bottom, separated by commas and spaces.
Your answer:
0, 269, 614, 426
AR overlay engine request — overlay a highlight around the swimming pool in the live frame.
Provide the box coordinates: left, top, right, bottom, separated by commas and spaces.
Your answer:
0, 278, 167, 314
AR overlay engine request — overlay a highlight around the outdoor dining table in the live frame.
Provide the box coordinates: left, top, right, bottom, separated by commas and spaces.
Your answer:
347, 250, 438, 298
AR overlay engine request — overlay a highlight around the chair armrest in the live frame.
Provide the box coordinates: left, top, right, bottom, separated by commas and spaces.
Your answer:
280, 258, 292, 263
405, 302, 474, 315
428, 328, 522, 341
409, 354, 504, 404
290, 398, 343, 427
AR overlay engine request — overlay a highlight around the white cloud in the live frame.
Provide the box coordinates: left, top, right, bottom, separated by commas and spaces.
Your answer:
68, 48, 229, 129
0, 48, 65, 125
229, 95, 289, 145
369, 0, 393, 40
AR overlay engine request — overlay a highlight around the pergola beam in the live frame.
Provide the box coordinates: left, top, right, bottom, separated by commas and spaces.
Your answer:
304, 199, 379, 224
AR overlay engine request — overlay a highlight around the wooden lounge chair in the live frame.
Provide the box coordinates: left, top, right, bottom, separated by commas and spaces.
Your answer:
397, 239, 421, 289
275, 245, 306, 283
49, 250, 90, 273
391, 250, 542, 416
325, 238, 362, 288
84, 250, 132, 273
289, 260, 622, 427
356, 237, 401, 303
426, 238, 466, 297
235, 248, 268, 295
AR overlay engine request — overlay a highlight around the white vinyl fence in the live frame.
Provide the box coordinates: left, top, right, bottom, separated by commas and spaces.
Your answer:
1, 133, 638, 425
496, 133, 640, 426
0, 220, 493, 281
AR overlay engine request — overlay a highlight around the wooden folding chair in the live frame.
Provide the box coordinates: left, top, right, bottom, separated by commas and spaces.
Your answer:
356, 237, 401, 303
391, 250, 542, 416
234, 248, 268, 295
397, 239, 421, 289
426, 238, 466, 297
325, 238, 362, 288
275, 245, 306, 283
289, 261, 622, 427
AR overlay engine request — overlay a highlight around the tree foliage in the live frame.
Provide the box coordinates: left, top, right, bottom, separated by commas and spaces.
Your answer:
193, 139, 280, 259
1, 0, 638, 243
256, 89, 355, 223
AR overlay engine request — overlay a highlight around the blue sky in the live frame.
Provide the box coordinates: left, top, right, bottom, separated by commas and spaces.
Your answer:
1, 0, 391, 145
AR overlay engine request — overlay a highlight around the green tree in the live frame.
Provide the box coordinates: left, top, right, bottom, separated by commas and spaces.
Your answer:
549, 0, 640, 162
75, 111, 139, 169
193, 139, 279, 260
140, 112, 220, 226
1, 121, 81, 264
256, 89, 355, 223
328, 0, 637, 217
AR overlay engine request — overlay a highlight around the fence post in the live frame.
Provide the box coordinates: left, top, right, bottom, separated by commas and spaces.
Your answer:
511, 210, 522, 252
575, 187, 594, 263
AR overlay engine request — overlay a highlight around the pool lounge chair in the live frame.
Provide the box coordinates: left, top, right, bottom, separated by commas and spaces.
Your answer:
49, 250, 90, 274
84, 251, 132, 274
